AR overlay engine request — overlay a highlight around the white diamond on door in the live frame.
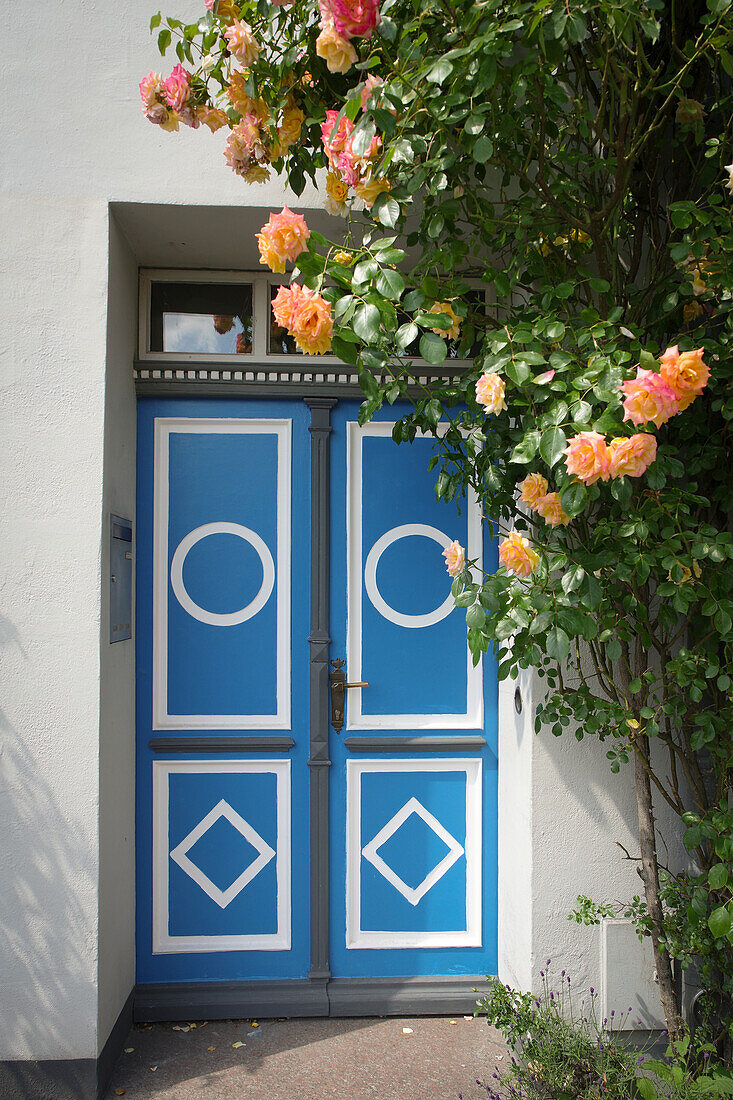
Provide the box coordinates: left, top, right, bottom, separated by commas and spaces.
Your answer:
362, 796, 464, 906
169, 798, 276, 909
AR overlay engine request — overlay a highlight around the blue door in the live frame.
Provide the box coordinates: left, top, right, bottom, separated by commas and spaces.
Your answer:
135, 396, 496, 1001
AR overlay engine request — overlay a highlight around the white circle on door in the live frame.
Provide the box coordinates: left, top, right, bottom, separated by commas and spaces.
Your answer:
170, 521, 275, 627
364, 523, 456, 629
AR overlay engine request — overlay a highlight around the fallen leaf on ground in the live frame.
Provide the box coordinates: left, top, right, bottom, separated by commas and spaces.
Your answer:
124, 1047, 134, 1053
172, 1025, 192, 1032
199, 1021, 208, 1027
449, 1020, 458, 1025
463, 1016, 473, 1020
114, 1090, 125, 1096
402, 1027, 413, 1035
150, 1065, 158, 1071
250, 1020, 259, 1027
232, 1041, 245, 1049
207, 1046, 216, 1051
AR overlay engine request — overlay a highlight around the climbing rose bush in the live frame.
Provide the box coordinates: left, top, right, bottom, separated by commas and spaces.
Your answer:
143, 0, 733, 1057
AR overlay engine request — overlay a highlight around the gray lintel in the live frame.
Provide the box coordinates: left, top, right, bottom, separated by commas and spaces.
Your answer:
148, 737, 295, 753
343, 736, 487, 752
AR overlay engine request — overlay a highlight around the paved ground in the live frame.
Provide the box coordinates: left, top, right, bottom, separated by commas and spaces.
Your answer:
104, 1016, 507, 1099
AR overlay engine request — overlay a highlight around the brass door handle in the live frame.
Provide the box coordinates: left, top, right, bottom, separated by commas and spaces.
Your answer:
329, 659, 369, 733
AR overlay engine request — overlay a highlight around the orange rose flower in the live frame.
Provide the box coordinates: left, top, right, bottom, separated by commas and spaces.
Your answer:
519, 473, 549, 509
289, 287, 333, 355
563, 431, 611, 485
608, 434, 657, 479
498, 531, 540, 578
443, 540, 465, 577
534, 492, 570, 527
316, 21, 358, 74
659, 346, 709, 412
476, 373, 507, 415
256, 206, 310, 273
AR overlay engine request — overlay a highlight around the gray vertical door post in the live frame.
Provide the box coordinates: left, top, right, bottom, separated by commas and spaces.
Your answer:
305, 398, 337, 982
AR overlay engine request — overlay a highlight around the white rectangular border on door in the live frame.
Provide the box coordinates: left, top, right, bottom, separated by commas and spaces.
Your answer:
347, 421, 483, 730
152, 759, 292, 954
152, 418, 292, 731
345, 758, 482, 949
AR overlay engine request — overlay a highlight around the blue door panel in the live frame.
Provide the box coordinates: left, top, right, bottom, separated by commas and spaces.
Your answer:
136, 397, 310, 983
328, 402, 498, 978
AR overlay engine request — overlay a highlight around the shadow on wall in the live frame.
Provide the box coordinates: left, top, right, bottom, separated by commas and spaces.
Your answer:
0, 613, 97, 1064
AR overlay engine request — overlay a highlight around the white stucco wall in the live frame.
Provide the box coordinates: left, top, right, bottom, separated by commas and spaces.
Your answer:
0, 0, 680, 1066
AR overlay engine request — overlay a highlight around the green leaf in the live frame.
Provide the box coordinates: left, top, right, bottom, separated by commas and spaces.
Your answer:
352, 303, 381, 343
579, 573, 602, 610
472, 136, 494, 163
158, 27, 172, 53
375, 196, 400, 228
375, 268, 405, 301
709, 905, 732, 939
610, 478, 633, 508
510, 431, 541, 464
539, 427, 567, 468
546, 626, 571, 663
708, 864, 729, 890
150, 11, 162, 30
560, 481, 587, 517
395, 322, 418, 350
350, 120, 377, 157
636, 1078, 659, 1100
419, 332, 447, 364
466, 604, 486, 629
464, 114, 485, 136
427, 58, 453, 84
714, 609, 732, 635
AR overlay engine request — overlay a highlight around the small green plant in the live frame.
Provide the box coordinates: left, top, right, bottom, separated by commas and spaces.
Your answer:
476, 961, 642, 1099
637, 1036, 733, 1099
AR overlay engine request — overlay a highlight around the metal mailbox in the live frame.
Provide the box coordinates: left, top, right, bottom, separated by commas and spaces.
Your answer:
110, 514, 133, 643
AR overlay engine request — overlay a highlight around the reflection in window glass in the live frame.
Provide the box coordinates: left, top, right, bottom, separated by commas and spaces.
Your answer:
150, 282, 253, 354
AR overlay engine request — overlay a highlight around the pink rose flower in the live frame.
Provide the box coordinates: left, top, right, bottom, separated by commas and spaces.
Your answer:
658, 346, 709, 412
321, 0, 381, 38
534, 492, 570, 527
360, 74, 384, 111
608, 434, 658, 479
498, 532, 540, 578
139, 71, 164, 111
224, 19, 260, 67
443, 540, 465, 577
271, 284, 333, 354
563, 430, 611, 485
519, 473, 549, 508
621, 367, 678, 428
163, 64, 192, 113
475, 372, 507, 415
534, 369, 556, 386
321, 110, 354, 167
256, 206, 311, 273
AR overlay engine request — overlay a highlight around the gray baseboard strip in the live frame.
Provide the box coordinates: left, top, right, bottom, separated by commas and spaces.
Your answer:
133, 976, 486, 1022
134, 978, 330, 1021
327, 976, 486, 1016
0, 986, 134, 1100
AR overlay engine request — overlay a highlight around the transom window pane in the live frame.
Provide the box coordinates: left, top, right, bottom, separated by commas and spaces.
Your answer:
149, 282, 253, 355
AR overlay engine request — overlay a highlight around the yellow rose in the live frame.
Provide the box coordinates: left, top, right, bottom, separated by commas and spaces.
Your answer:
275, 103, 305, 155
316, 22, 358, 75
498, 531, 540, 578
326, 171, 349, 204
355, 175, 391, 210
518, 473, 549, 508
428, 301, 461, 341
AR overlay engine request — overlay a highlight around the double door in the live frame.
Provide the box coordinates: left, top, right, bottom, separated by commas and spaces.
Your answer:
135, 396, 497, 1008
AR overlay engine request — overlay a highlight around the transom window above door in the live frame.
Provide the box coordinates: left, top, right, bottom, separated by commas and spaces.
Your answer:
138, 269, 485, 369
